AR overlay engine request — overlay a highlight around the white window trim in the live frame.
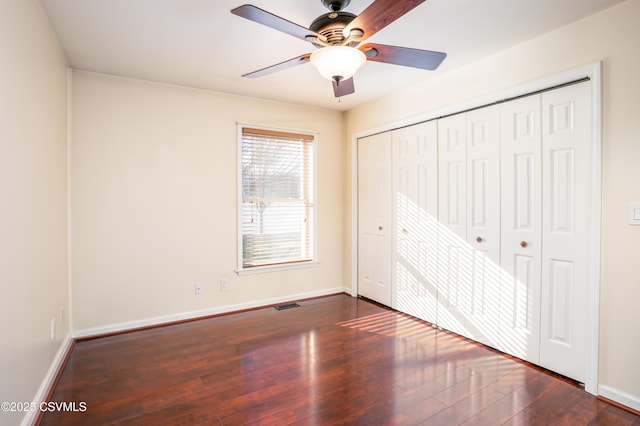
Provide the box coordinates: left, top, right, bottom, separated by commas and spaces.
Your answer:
235, 123, 319, 275
236, 260, 320, 276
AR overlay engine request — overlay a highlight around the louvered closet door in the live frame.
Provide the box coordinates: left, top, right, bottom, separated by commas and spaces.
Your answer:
358, 132, 392, 307
465, 106, 501, 349
392, 121, 439, 324
499, 95, 543, 363
539, 82, 591, 382
437, 114, 470, 338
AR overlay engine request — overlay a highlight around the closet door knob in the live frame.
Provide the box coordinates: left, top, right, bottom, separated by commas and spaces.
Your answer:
378, 226, 383, 231
520, 241, 528, 248
476, 236, 483, 243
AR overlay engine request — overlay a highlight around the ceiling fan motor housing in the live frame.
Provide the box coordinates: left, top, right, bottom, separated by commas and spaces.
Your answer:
310, 11, 356, 45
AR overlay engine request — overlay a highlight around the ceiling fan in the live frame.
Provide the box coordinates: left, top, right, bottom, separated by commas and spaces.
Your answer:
231, 0, 446, 97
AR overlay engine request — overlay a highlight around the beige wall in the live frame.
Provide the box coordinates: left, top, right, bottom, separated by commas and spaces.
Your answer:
0, 0, 69, 423
70, 71, 345, 331
3, 0, 638, 419
345, 0, 640, 405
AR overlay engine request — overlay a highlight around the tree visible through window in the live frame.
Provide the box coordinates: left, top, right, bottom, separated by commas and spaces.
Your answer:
240, 127, 315, 269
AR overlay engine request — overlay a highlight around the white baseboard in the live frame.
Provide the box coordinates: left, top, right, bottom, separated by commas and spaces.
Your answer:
22, 333, 74, 426
72, 287, 350, 339
598, 384, 640, 413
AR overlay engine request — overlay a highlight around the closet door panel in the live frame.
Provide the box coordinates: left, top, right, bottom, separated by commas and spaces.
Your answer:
438, 114, 470, 338
358, 138, 375, 300
392, 121, 439, 324
358, 132, 392, 306
466, 106, 501, 348
540, 83, 591, 382
499, 95, 542, 363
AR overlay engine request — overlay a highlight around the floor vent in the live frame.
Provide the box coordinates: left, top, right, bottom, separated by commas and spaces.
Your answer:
274, 303, 301, 311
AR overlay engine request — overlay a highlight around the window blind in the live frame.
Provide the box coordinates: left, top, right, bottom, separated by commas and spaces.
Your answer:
241, 127, 315, 268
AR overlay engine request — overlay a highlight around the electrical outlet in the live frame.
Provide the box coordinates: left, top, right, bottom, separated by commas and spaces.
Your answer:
50, 318, 56, 340
194, 282, 202, 295
220, 278, 229, 292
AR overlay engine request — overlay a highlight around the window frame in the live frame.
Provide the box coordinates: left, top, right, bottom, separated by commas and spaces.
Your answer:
236, 124, 319, 275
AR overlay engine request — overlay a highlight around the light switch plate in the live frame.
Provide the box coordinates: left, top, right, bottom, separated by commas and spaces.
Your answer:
630, 203, 640, 225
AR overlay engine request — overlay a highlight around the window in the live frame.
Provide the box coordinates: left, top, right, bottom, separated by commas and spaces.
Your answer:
238, 126, 317, 273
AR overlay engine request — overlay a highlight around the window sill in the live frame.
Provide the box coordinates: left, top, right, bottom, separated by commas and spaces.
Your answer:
235, 260, 320, 276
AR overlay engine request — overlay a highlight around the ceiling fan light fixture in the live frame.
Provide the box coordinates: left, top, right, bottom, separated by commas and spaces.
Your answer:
310, 46, 366, 82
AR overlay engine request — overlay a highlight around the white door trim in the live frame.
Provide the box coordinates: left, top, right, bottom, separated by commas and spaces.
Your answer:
350, 62, 602, 395
585, 62, 602, 396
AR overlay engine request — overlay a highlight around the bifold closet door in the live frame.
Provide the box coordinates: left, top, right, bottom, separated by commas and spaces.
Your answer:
465, 106, 501, 349
392, 121, 439, 324
358, 132, 392, 307
499, 94, 543, 364
437, 109, 501, 345
357, 80, 593, 384
539, 83, 592, 382
437, 114, 470, 338
498, 82, 592, 381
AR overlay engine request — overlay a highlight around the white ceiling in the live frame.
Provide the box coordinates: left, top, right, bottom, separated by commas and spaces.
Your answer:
39, 0, 623, 111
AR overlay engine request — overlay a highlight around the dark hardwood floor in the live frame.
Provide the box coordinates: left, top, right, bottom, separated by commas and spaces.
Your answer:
40, 294, 639, 425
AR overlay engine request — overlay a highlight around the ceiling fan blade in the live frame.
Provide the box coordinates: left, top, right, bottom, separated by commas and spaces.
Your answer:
361, 43, 446, 70
242, 54, 311, 78
343, 0, 426, 41
332, 77, 355, 97
231, 5, 321, 42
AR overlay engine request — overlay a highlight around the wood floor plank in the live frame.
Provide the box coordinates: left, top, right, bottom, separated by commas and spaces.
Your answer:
39, 294, 639, 425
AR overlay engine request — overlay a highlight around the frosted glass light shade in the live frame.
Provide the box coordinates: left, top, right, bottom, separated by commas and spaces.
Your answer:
310, 46, 366, 81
